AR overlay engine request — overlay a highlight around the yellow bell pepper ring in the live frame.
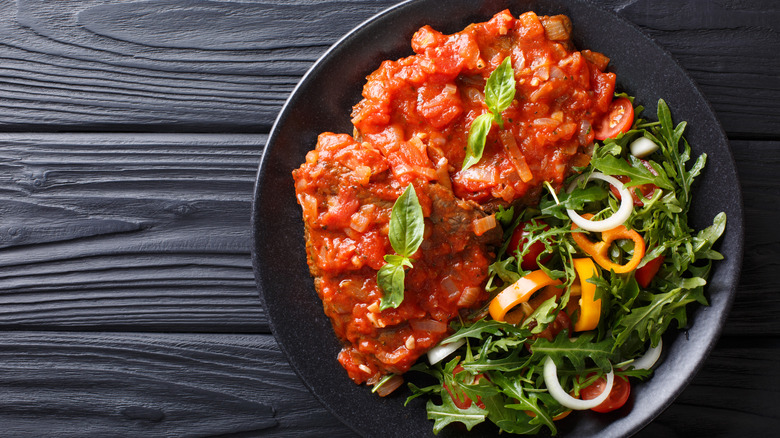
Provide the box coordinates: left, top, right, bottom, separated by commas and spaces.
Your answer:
572, 258, 601, 332
571, 213, 646, 274
489, 270, 562, 323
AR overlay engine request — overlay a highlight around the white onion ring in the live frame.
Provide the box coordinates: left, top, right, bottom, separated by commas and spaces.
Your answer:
543, 356, 614, 410
629, 339, 663, 371
566, 172, 634, 232
427, 338, 466, 365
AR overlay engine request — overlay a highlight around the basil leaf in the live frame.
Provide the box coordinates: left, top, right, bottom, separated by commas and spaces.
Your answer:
462, 113, 494, 170
378, 184, 424, 310
462, 57, 516, 170
485, 56, 516, 128
378, 257, 408, 311
388, 184, 425, 257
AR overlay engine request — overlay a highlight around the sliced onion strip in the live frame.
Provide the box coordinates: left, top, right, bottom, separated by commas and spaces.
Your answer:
566, 172, 633, 232
427, 338, 466, 365
410, 319, 448, 333
543, 356, 614, 410
373, 374, 404, 397
473, 214, 497, 236
630, 339, 663, 371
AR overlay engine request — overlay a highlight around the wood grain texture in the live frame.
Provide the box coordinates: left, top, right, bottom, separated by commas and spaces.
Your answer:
613, 0, 780, 138
0, 0, 774, 436
0, 0, 395, 132
0, 332, 775, 437
0, 332, 352, 437
0, 0, 774, 134
724, 140, 780, 336
0, 133, 266, 331
636, 336, 780, 437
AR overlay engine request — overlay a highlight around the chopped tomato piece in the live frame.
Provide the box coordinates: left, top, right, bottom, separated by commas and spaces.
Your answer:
531, 310, 571, 342
444, 365, 486, 409
580, 373, 631, 413
594, 97, 634, 140
508, 221, 552, 270
610, 158, 659, 206
636, 255, 665, 288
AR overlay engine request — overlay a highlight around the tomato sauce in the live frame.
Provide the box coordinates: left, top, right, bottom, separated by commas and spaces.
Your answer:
293, 10, 617, 386
352, 10, 615, 208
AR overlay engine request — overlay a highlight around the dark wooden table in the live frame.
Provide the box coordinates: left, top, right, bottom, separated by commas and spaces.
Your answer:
0, 0, 777, 436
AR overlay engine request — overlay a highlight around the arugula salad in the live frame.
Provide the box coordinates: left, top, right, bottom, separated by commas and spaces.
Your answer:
397, 98, 727, 435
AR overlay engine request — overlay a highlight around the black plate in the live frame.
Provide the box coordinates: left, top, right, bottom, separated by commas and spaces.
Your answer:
251, 0, 744, 436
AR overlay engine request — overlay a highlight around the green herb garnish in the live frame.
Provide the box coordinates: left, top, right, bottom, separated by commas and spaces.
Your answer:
378, 183, 425, 310
462, 56, 516, 170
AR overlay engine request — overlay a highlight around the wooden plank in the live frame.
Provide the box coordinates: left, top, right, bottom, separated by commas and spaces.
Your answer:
0, 332, 354, 437
0, 0, 773, 135
0, 331, 774, 437
613, 0, 780, 138
723, 140, 780, 336
0, 133, 266, 331
0, 0, 395, 132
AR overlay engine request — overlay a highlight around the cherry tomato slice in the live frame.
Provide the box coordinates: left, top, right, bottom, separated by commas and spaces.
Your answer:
609, 158, 659, 207
635, 255, 665, 288
580, 374, 631, 413
444, 365, 486, 409
594, 97, 634, 140
509, 221, 552, 271
531, 310, 571, 342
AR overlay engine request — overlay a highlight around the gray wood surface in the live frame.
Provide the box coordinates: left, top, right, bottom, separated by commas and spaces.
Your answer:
0, 0, 777, 436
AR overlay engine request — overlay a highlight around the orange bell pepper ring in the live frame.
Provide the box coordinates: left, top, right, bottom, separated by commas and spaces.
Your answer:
571, 214, 646, 274
572, 258, 601, 332
489, 270, 562, 324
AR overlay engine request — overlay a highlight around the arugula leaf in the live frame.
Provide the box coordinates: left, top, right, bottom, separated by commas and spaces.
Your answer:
543, 184, 610, 214
495, 205, 515, 228
482, 393, 543, 435
378, 184, 424, 310
487, 257, 522, 289
613, 287, 702, 348
490, 372, 551, 435
442, 319, 512, 344
485, 56, 516, 128
591, 153, 674, 190
530, 332, 614, 372
427, 392, 488, 434
463, 347, 530, 373
520, 297, 559, 334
